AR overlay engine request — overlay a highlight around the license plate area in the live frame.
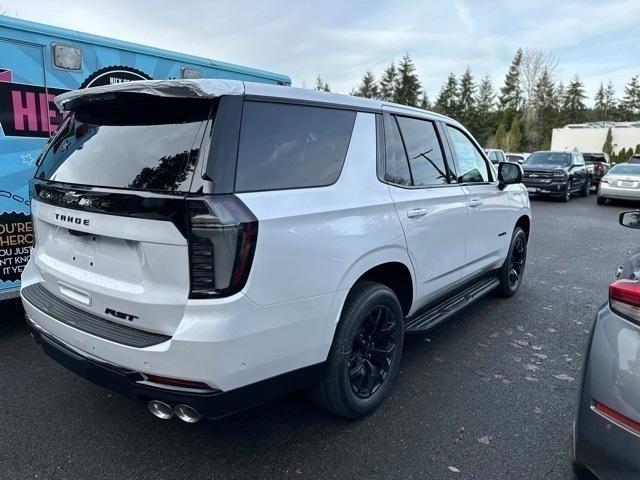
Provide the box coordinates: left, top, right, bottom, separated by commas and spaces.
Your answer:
619, 180, 635, 188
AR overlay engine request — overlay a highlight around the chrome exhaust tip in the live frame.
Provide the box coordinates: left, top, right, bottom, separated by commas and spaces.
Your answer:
147, 400, 174, 420
174, 404, 202, 423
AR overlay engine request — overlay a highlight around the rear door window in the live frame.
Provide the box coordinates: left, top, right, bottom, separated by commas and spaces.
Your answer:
384, 116, 412, 186
234, 102, 356, 192
36, 96, 213, 192
395, 116, 449, 186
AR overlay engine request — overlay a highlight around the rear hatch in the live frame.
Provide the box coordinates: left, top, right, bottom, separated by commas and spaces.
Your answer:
29, 94, 214, 336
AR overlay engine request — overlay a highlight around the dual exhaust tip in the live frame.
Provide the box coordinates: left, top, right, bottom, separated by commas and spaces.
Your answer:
148, 400, 202, 423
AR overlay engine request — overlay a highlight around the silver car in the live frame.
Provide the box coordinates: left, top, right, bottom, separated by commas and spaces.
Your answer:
572, 211, 640, 479
598, 163, 640, 205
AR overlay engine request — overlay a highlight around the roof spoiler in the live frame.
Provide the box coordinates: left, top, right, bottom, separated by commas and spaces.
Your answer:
55, 79, 245, 111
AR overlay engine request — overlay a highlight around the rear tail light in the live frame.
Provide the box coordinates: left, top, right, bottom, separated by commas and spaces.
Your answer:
609, 279, 640, 323
187, 195, 258, 299
594, 401, 640, 433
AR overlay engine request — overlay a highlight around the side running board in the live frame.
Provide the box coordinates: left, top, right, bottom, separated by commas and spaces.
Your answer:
404, 277, 500, 333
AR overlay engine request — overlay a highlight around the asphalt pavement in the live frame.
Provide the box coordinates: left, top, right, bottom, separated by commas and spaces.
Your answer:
1, 193, 638, 480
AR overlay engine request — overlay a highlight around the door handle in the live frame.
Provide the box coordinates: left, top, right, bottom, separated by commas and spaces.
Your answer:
407, 208, 429, 218
468, 198, 482, 208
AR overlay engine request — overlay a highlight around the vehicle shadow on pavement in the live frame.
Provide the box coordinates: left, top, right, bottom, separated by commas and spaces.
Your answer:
0, 299, 27, 339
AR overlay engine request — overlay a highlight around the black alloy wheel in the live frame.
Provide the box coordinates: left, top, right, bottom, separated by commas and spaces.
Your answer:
508, 234, 526, 289
310, 281, 404, 418
580, 179, 590, 197
496, 227, 527, 297
562, 181, 572, 202
348, 305, 398, 399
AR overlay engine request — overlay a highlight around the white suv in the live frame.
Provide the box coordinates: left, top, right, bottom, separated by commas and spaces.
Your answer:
21, 79, 530, 422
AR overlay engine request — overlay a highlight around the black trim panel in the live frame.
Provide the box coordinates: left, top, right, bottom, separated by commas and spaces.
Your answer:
31, 179, 190, 237
29, 324, 324, 420
23, 283, 171, 348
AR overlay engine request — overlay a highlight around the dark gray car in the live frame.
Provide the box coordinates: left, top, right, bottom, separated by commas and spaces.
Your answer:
573, 210, 640, 479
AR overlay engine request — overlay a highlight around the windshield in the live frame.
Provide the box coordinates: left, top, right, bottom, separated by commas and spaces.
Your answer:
525, 152, 571, 166
607, 163, 640, 176
36, 95, 214, 192
507, 155, 523, 162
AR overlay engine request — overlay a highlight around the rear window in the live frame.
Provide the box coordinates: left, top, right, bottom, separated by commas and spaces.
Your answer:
36, 95, 213, 192
583, 154, 606, 164
608, 164, 640, 175
234, 102, 356, 192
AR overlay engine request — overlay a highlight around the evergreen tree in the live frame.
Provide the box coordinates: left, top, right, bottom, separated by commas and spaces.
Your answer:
457, 67, 477, 130
602, 128, 613, 156
419, 91, 431, 110
635, 144, 640, 155
394, 54, 421, 106
434, 73, 459, 118
475, 75, 497, 145
494, 123, 507, 150
352, 70, 379, 99
379, 62, 397, 102
314, 75, 330, 92
621, 75, 640, 120
594, 82, 606, 121
554, 82, 566, 125
532, 68, 556, 149
604, 81, 617, 120
563, 76, 587, 124
499, 48, 523, 121
595, 81, 617, 121
505, 116, 522, 151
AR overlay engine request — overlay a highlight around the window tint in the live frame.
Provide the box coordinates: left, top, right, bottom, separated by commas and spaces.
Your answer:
384, 117, 411, 185
36, 96, 212, 192
446, 126, 490, 183
396, 117, 448, 186
235, 102, 356, 192
526, 152, 571, 166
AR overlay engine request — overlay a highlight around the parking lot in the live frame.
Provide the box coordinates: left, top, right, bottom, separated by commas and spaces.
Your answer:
0, 194, 637, 480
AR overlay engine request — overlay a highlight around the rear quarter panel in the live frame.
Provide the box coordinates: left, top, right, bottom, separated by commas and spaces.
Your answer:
238, 112, 412, 308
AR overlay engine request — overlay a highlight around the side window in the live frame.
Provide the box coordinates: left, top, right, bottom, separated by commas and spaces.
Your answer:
384, 116, 411, 185
498, 151, 506, 163
576, 154, 585, 166
488, 151, 498, 162
446, 126, 491, 183
235, 102, 356, 192
396, 117, 448, 186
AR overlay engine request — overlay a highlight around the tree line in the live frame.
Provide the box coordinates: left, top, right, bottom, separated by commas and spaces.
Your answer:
315, 49, 640, 156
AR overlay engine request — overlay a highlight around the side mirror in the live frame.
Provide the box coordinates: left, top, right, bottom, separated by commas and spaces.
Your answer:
620, 211, 640, 229
498, 162, 522, 190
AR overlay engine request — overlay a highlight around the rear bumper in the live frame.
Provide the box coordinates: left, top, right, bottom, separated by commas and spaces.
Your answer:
598, 184, 640, 201
574, 304, 640, 479
27, 320, 322, 419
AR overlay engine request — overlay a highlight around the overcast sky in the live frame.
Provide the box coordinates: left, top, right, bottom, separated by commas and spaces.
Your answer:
2, 0, 639, 104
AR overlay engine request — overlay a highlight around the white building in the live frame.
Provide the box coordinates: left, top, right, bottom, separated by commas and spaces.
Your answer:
551, 121, 640, 153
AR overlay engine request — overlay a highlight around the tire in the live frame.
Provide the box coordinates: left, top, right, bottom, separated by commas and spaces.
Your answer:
580, 179, 589, 197
572, 461, 596, 479
597, 196, 606, 205
310, 281, 404, 419
561, 181, 572, 202
496, 227, 527, 297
